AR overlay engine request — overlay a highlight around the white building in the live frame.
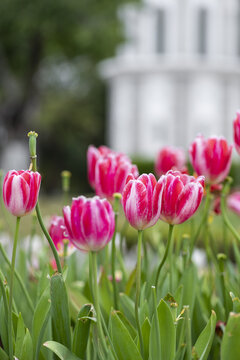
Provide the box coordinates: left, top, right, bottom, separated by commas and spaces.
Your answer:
100, 0, 240, 159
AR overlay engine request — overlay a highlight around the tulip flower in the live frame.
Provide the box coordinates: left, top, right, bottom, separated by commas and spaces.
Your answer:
233, 111, 240, 155
3, 170, 41, 217
189, 135, 232, 184
87, 145, 138, 200
154, 170, 205, 225
63, 195, 115, 252
49, 215, 74, 257
227, 192, 240, 216
155, 146, 187, 177
87, 145, 112, 189
122, 173, 159, 230
64, 195, 115, 354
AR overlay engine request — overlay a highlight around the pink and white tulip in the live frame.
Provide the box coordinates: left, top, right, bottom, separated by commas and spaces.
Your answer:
233, 111, 240, 155
63, 196, 115, 252
227, 192, 240, 216
95, 153, 138, 201
49, 215, 74, 256
189, 135, 232, 184
87, 145, 112, 188
3, 170, 41, 217
122, 173, 159, 230
87, 145, 138, 200
155, 146, 187, 177
153, 170, 205, 225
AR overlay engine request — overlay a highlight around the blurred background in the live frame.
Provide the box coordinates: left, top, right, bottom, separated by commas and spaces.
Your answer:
1, 0, 240, 194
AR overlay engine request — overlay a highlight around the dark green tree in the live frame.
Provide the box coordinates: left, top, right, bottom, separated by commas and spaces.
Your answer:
0, 0, 138, 192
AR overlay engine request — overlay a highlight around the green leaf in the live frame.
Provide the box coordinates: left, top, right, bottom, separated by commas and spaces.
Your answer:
0, 298, 9, 352
0, 346, 9, 360
125, 267, 137, 296
221, 312, 240, 360
32, 286, 51, 360
110, 311, 142, 360
15, 313, 26, 358
179, 264, 197, 316
141, 317, 150, 360
50, 273, 71, 349
72, 304, 93, 358
230, 292, 240, 313
194, 310, 216, 360
44, 341, 82, 360
149, 299, 176, 360
119, 293, 136, 327
20, 328, 33, 360
116, 311, 137, 341
99, 271, 113, 316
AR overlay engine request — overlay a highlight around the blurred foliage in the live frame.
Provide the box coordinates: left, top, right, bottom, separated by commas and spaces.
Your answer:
0, 0, 139, 193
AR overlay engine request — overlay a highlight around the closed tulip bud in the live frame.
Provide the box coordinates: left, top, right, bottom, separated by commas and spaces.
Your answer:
155, 146, 187, 177
3, 170, 41, 217
122, 173, 159, 230
153, 170, 205, 225
227, 192, 240, 216
233, 111, 240, 155
189, 135, 232, 184
63, 196, 115, 252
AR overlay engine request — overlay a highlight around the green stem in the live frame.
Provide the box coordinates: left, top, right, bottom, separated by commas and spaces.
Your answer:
217, 254, 227, 321
143, 236, 148, 280
91, 251, 108, 356
152, 286, 161, 356
63, 240, 68, 267
155, 224, 174, 290
0, 244, 34, 313
189, 184, 212, 258
28, 132, 62, 274
136, 230, 144, 357
36, 203, 62, 274
8, 216, 20, 360
221, 191, 240, 244
184, 306, 192, 360
111, 195, 121, 310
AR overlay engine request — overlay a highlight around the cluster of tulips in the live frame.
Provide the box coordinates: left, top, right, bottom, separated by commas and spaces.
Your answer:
1, 112, 240, 360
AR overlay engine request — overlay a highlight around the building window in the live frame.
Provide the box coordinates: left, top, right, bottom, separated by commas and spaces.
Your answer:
156, 9, 165, 53
197, 8, 208, 54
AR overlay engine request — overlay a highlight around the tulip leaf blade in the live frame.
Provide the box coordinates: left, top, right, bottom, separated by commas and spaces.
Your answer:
193, 310, 216, 360
20, 328, 33, 360
32, 286, 51, 360
221, 312, 240, 360
110, 311, 142, 360
44, 341, 82, 360
50, 273, 71, 350
72, 304, 93, 358
15, 312, 26, 359
149, 299, 176, 360
0, 346, 9, 360
141, 317, 150, 360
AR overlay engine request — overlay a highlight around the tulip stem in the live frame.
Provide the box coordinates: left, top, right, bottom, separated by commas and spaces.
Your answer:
189, 185, 211, 258
111, 194, 121, 310
136, 230, 144, 357
8, 216, 20, 360
155, 224, 174, 290
35, 203, 62, 273
91, 251, 108, 356
28, 131, 63, 274
0, 243, 34, 313
221, 185, 240, 244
